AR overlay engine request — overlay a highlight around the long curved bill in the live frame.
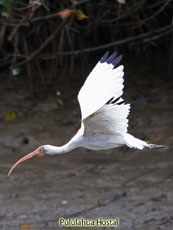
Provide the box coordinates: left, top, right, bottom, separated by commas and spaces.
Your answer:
8, 149, 44, 176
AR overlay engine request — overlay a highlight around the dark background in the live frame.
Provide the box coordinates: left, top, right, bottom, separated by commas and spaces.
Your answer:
0, 1, 173, 229
0, 0, 172, 92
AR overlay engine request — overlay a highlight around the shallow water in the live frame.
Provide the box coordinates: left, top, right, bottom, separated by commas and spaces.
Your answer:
0, 72, 172, 230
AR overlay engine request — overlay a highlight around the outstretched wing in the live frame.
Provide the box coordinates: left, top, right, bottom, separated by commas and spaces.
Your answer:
83, 99, 131, 136
78, 51, 124, 120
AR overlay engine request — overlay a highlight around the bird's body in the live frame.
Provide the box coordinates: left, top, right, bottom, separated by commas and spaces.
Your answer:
8, 51, 166, 176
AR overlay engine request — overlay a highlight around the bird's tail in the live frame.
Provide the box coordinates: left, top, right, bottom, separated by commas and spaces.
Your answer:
124, 133, 167, 150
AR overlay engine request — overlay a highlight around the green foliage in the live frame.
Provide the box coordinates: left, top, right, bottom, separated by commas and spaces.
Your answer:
1, 11, 8, 17
1, 0, 13, 8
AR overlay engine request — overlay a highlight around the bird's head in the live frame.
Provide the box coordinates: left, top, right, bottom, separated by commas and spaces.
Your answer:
8, 146, 46, 176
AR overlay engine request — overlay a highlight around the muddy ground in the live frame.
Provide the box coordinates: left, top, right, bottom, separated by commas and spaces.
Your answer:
0, 60, 173, 230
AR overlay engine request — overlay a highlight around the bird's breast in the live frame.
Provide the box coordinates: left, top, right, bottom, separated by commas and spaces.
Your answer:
82, 133, 124, 150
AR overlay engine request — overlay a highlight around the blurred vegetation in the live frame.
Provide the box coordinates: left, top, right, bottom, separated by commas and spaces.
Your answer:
0, 0, 172, 92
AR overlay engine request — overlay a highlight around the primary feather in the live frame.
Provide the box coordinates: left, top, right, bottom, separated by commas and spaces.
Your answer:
78, 51, 124, 120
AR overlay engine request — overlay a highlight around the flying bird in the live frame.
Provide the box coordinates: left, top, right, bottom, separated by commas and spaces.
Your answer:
8, 51, 165, 176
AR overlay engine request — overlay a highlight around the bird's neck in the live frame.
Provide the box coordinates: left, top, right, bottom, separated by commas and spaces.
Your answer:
46, 142, 76, 155
45, 130, 83, 155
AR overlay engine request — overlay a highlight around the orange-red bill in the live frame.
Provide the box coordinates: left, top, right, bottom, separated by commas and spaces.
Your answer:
8, 149, 44, 176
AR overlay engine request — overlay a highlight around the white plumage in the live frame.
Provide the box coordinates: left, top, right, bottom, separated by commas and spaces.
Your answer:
8, 51, 165, 176
77, 51, 150, 150
78, 52, 124, 120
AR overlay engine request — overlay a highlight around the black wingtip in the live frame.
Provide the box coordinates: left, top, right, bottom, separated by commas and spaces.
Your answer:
112, 55, 123, 68
106, 52, 117, 64
100, 51, 123, 67
111, 97, 121, 104
106, 97, 114, 104
117, 100, 125, 105
106, 96, 124, 105
100, 51, 109, 63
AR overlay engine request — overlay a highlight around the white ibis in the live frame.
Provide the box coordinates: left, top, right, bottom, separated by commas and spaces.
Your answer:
8, 51, 166, 176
